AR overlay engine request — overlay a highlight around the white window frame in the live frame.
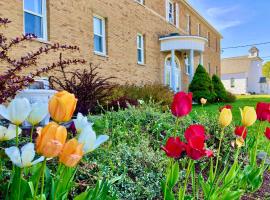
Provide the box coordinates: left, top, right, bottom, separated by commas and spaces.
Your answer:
186, 14, 191, 33
197, 23, 201, 36
230, 78, 235, 88
136, 0, 144, 4
93, 15, 106, 56
137, 33, 144, 65
23, 0, 47, 40
166, 0, 174, 24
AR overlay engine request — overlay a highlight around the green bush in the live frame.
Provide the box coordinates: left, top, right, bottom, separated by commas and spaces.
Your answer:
224, 91, 237, 103
188, 64, 216, 103
107, 84, 174, 108
212, 74, 227, 102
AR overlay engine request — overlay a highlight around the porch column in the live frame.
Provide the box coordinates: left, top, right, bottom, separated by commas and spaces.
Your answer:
189, 49, 194, 82
199, 51, 204, 66
171, 50, 176, 92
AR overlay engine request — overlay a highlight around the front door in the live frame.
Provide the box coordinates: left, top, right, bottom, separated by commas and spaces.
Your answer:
165, 57, 181, 92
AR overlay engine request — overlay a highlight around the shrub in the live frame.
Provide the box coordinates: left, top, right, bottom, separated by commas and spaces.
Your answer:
224, 91, 237, 103
188, 64, 216, 103
49, 60, 114, 115
109, 84, 174, 107
0, 18, 85, 104
107, 96, 139, 111
212, 74, 227, 102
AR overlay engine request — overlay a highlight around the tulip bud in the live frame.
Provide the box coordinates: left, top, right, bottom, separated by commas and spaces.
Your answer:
240, 106, 257, 127
36, 122, 67, 158
200, 98, 207, 105
49, 91, 77, 122
219, 108, 232, 127
235, 137, 245, 148
60, 139, 83, 167
171, 92, 193, 118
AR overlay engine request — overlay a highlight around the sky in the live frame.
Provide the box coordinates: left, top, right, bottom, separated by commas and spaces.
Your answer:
188, 0, 270, 61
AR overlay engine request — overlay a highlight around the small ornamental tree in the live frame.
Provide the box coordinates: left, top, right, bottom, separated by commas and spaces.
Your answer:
188, 64, 216, 103
262, 61, 270, 79
212, 74, 227, 102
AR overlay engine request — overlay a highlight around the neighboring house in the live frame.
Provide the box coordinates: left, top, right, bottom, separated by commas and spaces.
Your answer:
0, 0, 222, 92
221, 47, 268, 94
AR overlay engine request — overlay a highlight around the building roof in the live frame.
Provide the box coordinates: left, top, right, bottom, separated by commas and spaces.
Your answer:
182, 0, 223, 38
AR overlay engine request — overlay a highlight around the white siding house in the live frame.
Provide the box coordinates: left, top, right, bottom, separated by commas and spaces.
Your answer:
221, 47, 269, 94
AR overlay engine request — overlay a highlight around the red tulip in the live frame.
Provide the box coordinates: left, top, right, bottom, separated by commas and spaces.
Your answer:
256, 102, 270, 122
171, 92, 192, 117
234, 126, 247, 139
184, 125, 206, 150
205, 149, 214, 158
219, 105, 232, 112
265, 127, 270, 140
161, 137, 186, 159
186, 144, 206, 160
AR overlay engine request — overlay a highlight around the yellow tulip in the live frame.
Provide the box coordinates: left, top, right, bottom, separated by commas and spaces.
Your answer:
60, 138, 83, 167
240, 106, 257, 127
235, 137, 245, 148
49, 91, 77, 122
200, 98, 207, 105
36, 122, 67, 158
219, 108, 232, 127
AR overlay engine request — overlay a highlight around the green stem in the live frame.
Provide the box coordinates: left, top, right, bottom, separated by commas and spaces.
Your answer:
30, 125, 35, 143
54, 163, 64, 200
252, 121, 263, 166
40, 158, 47, 200
34, 158, 46, 200
174, 118, 181, 137
15, 125, 19, 147
179, 159, 193, 200
164, 159, 173, 200
213, 128, 224, 178
17, 168, 23, 200
261, 143, 270, 167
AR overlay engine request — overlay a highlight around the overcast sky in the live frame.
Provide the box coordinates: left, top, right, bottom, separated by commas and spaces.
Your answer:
188, 0, 270, 61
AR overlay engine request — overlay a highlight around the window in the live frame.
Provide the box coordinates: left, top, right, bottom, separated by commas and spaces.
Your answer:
207, 32, 210, 47
208, 63, 211, 74
166, 0, 174, 24
137, 34, 144, 64
93, 15, 106, 55
23, 0, 47, 40
215, 66, 218, 74
197, 23, 201, 36
186, 15, 191, 34
136, 0, 144, 4
230, 78, 235, 88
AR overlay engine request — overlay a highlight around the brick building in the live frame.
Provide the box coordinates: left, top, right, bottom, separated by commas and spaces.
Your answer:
0, 0, 222, 92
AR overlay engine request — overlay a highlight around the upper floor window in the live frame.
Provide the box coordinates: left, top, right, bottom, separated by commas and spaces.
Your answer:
207, 31, 210, 47
230, 78, 235, 88
208, 63, 211, 74
23, 0, 47, 40
136, 0, 144, 4
166, 0, 174, 24
137, 33, 144, 64
93, 15, 106, 55
186, 15, 191, 34
197, 23, 201, 36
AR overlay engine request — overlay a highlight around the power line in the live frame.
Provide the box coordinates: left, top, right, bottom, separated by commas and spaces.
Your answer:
222, 41, 270, 50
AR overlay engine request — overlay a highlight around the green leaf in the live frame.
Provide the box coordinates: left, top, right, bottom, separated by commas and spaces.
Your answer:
168, 162, 179, 188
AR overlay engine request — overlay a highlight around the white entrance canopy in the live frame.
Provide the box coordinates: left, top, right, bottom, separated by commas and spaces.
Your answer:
159, 35, 208, 52
159, 34, 208, 92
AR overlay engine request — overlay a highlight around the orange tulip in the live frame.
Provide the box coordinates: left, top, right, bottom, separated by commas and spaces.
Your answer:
36, 122, 67, 158
60, 138, 83, 167
49, 91, 77, 122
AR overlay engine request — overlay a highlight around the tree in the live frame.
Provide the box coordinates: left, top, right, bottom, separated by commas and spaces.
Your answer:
212, 74, 227, 102
188, 64, 216, 103
262, 61, 270, 78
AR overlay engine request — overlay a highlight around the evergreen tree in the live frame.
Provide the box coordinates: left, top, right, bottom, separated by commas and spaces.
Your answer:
188, 64, 216, 103
212, 74, 227, 102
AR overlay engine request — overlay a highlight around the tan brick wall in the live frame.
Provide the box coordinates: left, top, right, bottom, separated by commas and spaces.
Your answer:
0, 0, 221, 91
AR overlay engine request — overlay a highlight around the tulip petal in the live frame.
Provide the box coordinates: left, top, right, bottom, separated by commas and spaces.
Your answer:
8, 98, 31, 125
93, 135, 109, 150
5, 146, 22, 167
21, 143, 35, 167
0, 126, 7, 140
31, 156, 45, 165
78, 125, 96, 153
5, 124, 22, 140
27, 103, 48, 125
0, 105, 10, 121
73, 113, 91, 133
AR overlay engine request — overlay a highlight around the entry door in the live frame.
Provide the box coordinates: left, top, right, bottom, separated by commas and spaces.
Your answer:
165, 57, 181, 92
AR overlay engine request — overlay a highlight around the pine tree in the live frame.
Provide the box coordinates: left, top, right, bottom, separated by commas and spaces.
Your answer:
212, 74, 227, 102
188, 64, 216, 103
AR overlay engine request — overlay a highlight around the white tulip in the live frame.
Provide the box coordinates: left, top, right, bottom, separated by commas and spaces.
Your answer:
27, 103, 48, 126
0, 124, 22, 141
78, 125, 109, 154
0, 98, 31, 125
5, 143, 44, 168
73, 113, 92, 134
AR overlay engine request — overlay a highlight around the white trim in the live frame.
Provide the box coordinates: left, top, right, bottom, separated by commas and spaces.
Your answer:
23, 0, 47, 40
137, 33, 144, 65
164, 54, 181, 91
166, 0, 174, 24
93, 15, 106, 55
